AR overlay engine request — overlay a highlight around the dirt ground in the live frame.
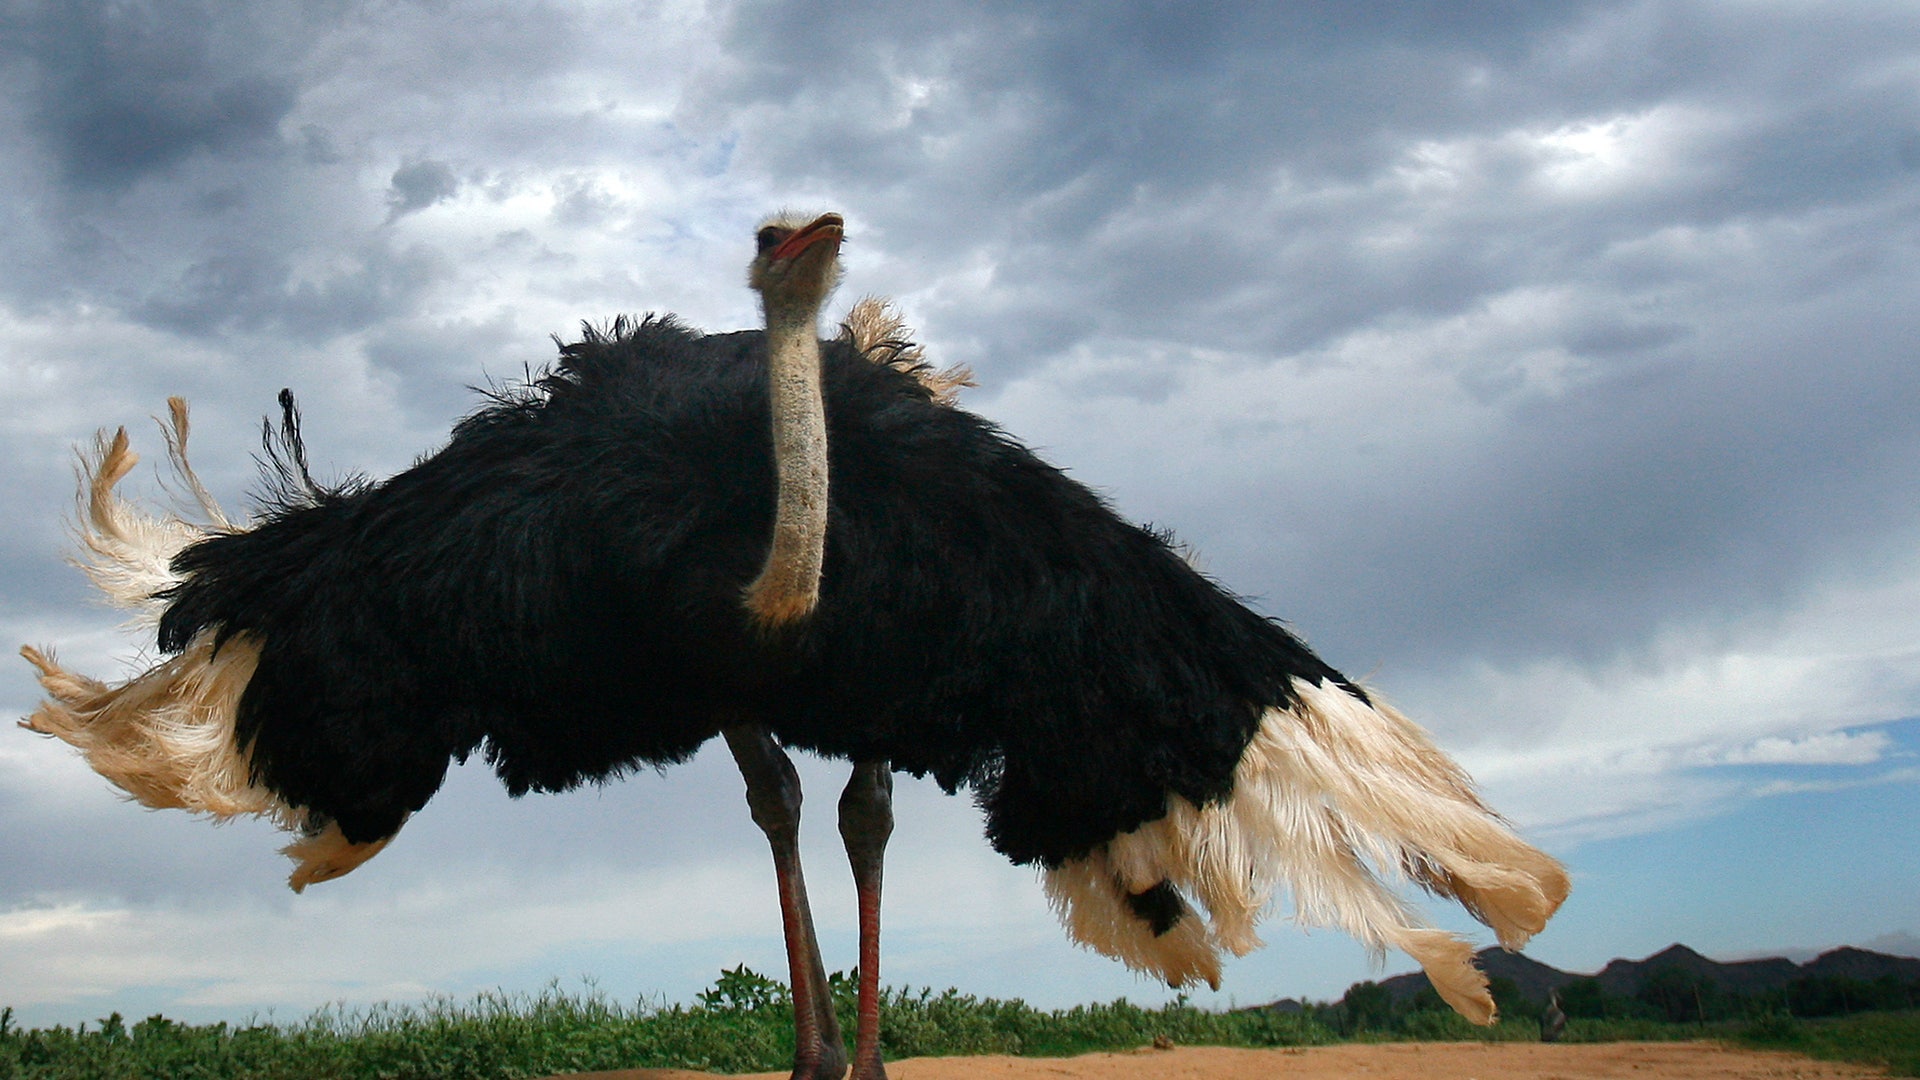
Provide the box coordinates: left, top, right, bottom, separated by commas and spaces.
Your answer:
546, 1040, 1889, 1080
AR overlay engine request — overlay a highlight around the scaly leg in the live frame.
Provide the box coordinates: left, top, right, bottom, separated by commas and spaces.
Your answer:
839, 760, 893, 1080
725, 726, 848, 1080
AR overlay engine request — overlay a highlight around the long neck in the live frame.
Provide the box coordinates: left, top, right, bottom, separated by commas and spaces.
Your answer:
743, 303, 829, 627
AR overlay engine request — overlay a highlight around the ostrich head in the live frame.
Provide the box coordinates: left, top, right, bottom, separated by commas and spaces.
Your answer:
748, 212, 844, 324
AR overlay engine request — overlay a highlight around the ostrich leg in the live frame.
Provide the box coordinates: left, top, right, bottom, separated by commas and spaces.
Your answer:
839, 761, 894, 1080
725, 725, 849, 1080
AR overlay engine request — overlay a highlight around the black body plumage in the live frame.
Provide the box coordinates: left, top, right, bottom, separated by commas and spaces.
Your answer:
157, 315, 1359, 867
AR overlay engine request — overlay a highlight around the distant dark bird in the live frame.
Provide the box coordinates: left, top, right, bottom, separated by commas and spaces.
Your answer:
22, 212, 1566, 1080
1541, 988, 1568, 1042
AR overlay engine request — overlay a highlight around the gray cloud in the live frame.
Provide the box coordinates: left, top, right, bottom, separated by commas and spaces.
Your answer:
135, 243, 447, 341
387, 160, 461, 219
2, 2, 304, 190
695, 1, 1920, 368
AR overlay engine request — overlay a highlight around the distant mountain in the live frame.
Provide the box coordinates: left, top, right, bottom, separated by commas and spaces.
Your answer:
1802, 946, 1920, 984
1590, 944, 1800, 999
1371, 943, 1920, 1005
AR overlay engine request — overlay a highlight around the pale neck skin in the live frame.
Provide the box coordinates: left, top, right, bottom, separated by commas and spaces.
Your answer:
737, 212, 837, 622
743, 260, 833, 627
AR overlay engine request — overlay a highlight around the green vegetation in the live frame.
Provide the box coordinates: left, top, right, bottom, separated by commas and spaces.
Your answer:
1325, 961, 1920, 1077
2, 967, 1917, 1079
1551, 968, 1920, 1024
0, 969, 1333, 1080
1737, 1010, 1920, 1077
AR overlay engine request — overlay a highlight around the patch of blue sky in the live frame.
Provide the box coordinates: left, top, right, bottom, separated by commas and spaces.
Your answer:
1525, 715, 1920, 976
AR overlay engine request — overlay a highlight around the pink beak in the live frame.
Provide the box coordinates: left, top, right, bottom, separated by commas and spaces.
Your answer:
772, 213, 844, 261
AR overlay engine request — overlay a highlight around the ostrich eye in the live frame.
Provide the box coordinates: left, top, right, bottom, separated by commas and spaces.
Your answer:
757, 227, 787, 254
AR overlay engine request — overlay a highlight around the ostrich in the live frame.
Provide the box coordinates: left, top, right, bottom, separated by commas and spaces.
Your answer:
22, 212, 1567, 1080
1541, 988, 1568, 1042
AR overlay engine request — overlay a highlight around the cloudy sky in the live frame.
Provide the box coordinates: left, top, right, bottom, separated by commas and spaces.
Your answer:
4, 0, 1919, 1029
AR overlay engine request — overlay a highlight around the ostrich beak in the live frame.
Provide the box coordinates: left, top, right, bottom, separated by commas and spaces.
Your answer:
772, 213, 844, 261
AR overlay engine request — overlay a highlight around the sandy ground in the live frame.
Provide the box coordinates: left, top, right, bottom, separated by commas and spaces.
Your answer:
546, 1041, 1889, 1080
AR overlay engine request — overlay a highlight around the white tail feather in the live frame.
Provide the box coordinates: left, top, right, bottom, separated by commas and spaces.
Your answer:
842, 296, 975, 405
1040, 848, 1222, 990
158, 397, 235, 532
1043, 677, 1569, 1024
20, 404, 402, 889
22, 633, 279, 819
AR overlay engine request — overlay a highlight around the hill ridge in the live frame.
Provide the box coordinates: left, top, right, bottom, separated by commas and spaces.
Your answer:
1369, 943, 1920, 1005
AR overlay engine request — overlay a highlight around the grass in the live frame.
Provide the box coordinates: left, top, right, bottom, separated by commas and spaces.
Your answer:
1737, 1010, 1920, 1077
0, 972, 1335, 1080
3, 974, 1917, 1080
